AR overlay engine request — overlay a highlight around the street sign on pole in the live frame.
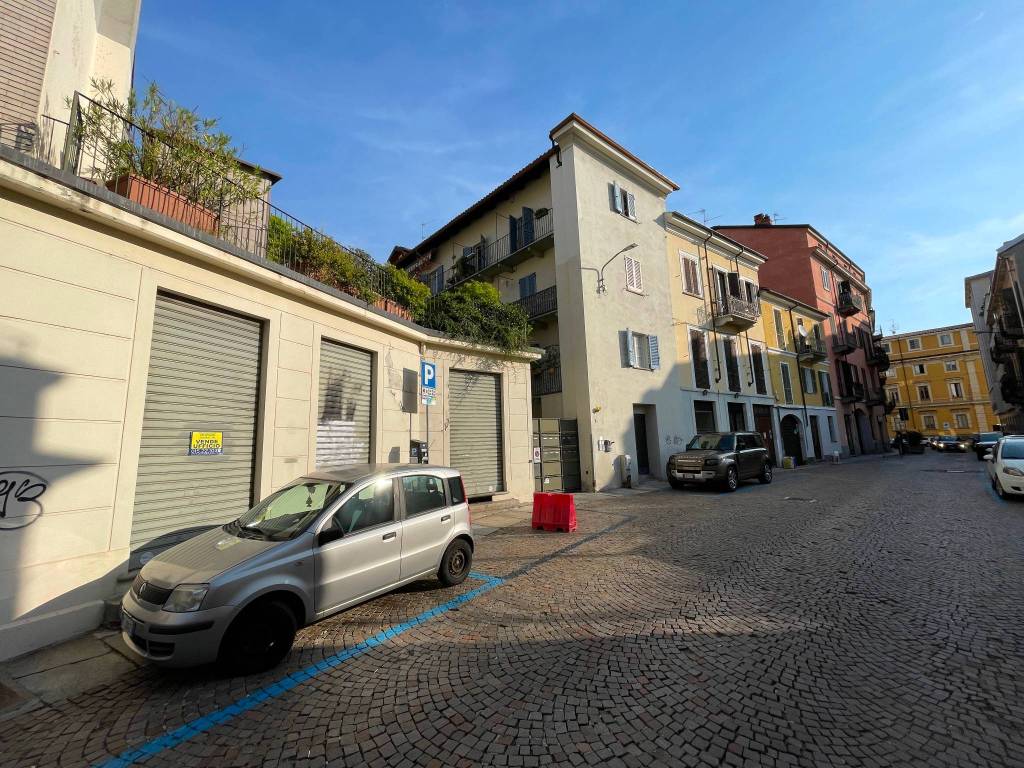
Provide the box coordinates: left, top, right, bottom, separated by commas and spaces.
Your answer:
420, 360, 437, 406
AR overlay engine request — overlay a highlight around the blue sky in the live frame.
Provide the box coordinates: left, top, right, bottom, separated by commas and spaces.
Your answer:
133, 1, 1024, 332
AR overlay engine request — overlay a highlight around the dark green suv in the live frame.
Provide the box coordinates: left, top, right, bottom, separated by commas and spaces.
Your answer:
666, 432, 773, 492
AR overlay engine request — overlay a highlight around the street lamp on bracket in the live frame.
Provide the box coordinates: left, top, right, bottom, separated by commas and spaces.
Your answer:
581, 242, 638, 295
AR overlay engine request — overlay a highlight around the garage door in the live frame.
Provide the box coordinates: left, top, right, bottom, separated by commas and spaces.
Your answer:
449, 370, 504, 497
131, 293, 262, 565
317, 339, 373, 467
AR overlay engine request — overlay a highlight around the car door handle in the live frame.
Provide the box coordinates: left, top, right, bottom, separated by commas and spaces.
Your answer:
441, 514, 451, 522
382, 532, 396, 541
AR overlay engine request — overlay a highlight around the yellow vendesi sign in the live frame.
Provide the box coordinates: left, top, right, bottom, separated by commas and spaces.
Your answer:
188, 431, 223, 455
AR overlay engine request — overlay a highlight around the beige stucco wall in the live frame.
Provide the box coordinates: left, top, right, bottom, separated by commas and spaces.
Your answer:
0, 158, 534, 660
37, 0, 140, 119
551, 136, 685, 490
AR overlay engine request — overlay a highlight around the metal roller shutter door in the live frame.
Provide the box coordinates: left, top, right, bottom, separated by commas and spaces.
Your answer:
317, 339, 373, 467
131, 293, 262, 565
449, 370, 504, 497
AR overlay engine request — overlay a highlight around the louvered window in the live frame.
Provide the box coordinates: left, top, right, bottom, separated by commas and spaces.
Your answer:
680, 253, 701, 296
625, 255, 643, 293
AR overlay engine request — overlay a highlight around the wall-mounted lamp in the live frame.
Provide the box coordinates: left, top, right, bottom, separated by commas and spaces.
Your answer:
581, 243, 639, 294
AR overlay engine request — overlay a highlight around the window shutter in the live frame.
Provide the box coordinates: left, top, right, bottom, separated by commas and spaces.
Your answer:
611, 181, 623, 213
521, 207, 535, 245
626, 191, 636, 219
649, 336, 660, 370
508, 215, 519, 253
625, 256, 643, 292
621, 329, 638, 368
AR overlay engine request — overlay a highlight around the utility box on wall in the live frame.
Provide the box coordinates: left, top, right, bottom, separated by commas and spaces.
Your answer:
409, 439, 428, 464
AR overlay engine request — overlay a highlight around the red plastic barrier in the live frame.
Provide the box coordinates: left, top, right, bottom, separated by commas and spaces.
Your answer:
531, 492, 554, 530
533, 492, 576, 532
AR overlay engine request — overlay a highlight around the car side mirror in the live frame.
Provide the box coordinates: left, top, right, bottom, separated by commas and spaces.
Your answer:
984, 452, 994, 461
317, 527, 343, 546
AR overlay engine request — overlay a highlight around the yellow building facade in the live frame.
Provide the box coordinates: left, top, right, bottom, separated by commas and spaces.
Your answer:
664, 213, 775, 446
882, 323, 998, 435
759, 290, 841, 463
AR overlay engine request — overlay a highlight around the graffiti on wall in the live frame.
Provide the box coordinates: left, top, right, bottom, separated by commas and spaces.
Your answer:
0, 470, 47, 529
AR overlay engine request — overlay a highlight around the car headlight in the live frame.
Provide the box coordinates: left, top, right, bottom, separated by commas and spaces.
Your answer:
163, 584, 209, 612
1002, 467, 1024, 477
704, 457, 720, 466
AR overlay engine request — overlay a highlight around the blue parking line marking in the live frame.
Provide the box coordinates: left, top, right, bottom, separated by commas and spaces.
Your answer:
96, 572, 505, 768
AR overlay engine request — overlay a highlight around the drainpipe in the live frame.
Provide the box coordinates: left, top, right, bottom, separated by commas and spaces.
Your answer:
700, 231, 723, 386
787, 304, 812, 450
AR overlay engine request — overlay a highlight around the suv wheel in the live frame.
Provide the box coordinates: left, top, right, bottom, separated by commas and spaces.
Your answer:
723, 466, 739, 492
669, 477, 685, 490
994, 475, 1008, 500
438, 539, 472, 586
220, 599, 296, 674
758, 461, 773, 484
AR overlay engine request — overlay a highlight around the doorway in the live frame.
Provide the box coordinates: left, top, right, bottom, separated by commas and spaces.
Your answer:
844, 413, 858, 455
781, 414, 804, 465
809, 415, 823, 461
633, 412, 650, 474
753, 405, 776, 466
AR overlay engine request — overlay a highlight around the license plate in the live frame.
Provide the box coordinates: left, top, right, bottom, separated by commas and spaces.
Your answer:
121, 610, 137, 636
681, 473, 696, 480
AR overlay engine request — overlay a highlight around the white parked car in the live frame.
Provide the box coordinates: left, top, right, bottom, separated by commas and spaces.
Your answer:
984, 436, 1024, 499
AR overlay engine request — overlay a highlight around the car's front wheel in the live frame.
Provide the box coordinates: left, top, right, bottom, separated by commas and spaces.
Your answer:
758, 461, 773, 484
668, 477, 685, 490
438, 539, 472, 586
220, 599, 296, 674
994, 475, 1008, 500
723, 466, 739, 492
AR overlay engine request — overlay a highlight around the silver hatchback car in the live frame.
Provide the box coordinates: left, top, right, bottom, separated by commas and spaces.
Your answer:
121, 464, 473, 672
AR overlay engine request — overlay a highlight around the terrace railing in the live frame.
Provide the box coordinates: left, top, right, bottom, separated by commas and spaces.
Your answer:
1, 94, 410, 317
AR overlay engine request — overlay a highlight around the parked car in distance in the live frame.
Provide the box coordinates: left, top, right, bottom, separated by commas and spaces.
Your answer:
925, 435, 941, 449
934, 435, 969, 453
985, 436, 1024, 499
121, 465, 473, 672
971, 431, 1003, 461
666, 431, 772, 492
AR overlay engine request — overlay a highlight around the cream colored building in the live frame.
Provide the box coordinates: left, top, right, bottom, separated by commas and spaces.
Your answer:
664, 213, 776, 448
391, 114, 687, 491
1, 0, 140, 156
0, 149, 536, 660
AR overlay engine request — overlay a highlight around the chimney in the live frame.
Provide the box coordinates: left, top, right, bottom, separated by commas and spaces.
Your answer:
753, 213, 772, 227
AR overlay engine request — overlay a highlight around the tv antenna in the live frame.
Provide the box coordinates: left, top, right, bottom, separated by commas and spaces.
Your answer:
772, 212, 785, 224
689, 208, 722, 225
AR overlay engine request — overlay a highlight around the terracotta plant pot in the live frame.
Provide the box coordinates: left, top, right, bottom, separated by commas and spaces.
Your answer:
373, 297, 413, 321
106, 174, 218, 234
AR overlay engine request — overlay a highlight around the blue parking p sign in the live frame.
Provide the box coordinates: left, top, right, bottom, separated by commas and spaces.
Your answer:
420, 360, 437, 406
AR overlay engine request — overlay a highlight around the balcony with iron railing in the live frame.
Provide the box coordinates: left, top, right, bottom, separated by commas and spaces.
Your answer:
866, 344, 891, 371
837, 290, 864, 317
1001, 372, 1024, 405
713, 293, 759, 331
532, 366, 562, 396
447, 211, 555, 290
512, 285, 557, 321
795, 335, 828, 362
832, 333, 857, 356
839, 381, 865, 403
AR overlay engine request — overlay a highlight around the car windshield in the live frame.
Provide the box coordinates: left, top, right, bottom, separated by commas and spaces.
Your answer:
687, 433, 735, 451
227, 480, 348, 541
980, 432, 1001, 441
1002, 441, 1024, 460
939, 437, 957, 442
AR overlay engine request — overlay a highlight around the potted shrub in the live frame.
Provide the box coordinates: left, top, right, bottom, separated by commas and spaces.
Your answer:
71, 79, 263, 234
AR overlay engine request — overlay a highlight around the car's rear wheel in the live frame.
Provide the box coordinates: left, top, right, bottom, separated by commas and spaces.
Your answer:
438, 539, 472, 586
723, 466, 738, 492
220, 599, 296, 674
758, 461, 773, 484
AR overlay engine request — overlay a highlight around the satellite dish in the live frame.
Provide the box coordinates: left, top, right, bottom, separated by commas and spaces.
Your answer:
797, 325, 808, 337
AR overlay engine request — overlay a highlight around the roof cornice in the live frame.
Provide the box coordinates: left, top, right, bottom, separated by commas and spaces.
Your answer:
550, 113, 678, 195
666, 211, 766, 268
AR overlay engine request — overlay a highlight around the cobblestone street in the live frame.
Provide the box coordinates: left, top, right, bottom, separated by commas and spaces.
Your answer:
2, 451, 1023, 768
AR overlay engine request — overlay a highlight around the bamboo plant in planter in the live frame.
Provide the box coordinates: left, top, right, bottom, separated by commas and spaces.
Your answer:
70, 79, 264, 234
